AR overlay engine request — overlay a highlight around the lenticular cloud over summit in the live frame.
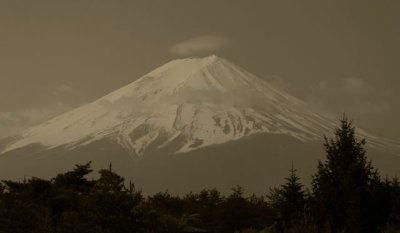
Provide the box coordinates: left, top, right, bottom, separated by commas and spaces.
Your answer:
1, 55, 395, 156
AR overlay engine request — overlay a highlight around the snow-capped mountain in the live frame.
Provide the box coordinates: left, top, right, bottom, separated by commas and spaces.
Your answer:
1, 55, 393, 156
1, 55, 399, 194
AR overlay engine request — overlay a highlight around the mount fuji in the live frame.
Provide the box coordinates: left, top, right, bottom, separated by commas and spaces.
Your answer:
1, 55, 399, 194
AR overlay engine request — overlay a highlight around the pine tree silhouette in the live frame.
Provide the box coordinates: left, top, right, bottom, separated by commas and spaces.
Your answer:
268, 164, 306, 232
311, 116, 380, 233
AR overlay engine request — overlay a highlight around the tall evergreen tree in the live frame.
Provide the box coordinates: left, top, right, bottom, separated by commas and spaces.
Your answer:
311, 116, 380, 233
268, 165, 306, 232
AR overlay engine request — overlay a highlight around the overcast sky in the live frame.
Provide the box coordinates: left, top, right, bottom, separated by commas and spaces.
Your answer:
0, 0, 399, 141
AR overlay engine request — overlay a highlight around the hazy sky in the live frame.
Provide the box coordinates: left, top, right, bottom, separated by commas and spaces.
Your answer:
0, 0, 399, 140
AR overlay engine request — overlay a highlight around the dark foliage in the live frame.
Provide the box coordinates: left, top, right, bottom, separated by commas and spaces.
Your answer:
0, 116, 399, 233
311, 117, 393, 233
267, 165, 306, 232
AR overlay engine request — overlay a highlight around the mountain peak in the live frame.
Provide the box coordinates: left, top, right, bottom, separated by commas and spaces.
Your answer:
174, 54, 220, 62
195, 54, 220, 62
206, 53, 219, 59
164, 54, 224, 72
101, 54, 265, 103
165, 54, 222, 71
2, 56, 394, 155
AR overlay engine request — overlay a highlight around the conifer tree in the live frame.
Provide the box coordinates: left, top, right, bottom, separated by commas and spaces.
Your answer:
311, 116, 380, 233
268, 165, 306, 232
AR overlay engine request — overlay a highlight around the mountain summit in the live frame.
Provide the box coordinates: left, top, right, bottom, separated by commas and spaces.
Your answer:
1, 55, 393, 155
1, 55, 400, 194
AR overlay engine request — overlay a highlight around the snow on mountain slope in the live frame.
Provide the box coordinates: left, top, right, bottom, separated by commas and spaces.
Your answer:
1, 55, 396, 155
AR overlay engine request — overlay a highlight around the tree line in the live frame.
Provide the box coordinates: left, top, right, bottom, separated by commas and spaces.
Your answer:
0, 117, 399, 233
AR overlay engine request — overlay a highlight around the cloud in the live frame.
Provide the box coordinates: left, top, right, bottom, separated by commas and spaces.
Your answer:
169, 35, 229, 56
311, 77, 368, 93
0, 83, 84, 139
53, 84, 74, 95
340, 77, 370, 94
18, 104, 68, 123
58, 84, 73, 92
0, 103, 72, 139
306, 77, 389, 117
266, 75, 291, 91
